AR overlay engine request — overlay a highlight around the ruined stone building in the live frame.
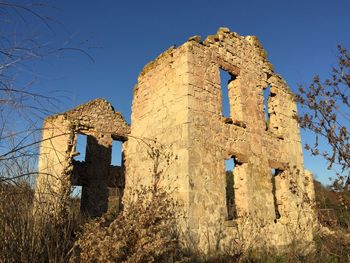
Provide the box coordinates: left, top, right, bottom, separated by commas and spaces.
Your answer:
34, 99, 130, 217
35, 28, 316, 253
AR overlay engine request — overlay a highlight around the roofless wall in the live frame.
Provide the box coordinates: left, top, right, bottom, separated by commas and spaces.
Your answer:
35, 28, 316, 254
124, 28, 316, 252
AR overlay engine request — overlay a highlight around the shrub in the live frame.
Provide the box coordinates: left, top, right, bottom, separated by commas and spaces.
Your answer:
72, 139, 182, 263
72, 185, 181, 263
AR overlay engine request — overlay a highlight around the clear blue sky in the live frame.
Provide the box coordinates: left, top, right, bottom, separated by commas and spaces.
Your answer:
25, 0, 350, 185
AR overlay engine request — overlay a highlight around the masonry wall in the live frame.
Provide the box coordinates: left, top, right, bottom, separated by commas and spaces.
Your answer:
185, 30, 314, 250
35, 28, 316, 254
35, 99, 130, 218
125, 28, 316, 253
34, 115, 73, 216
124, 45, 192, 207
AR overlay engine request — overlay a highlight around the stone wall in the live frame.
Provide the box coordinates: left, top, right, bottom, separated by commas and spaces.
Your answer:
34, 28, 316, 254
34, 98, 130, 217
124, 28, 316, 253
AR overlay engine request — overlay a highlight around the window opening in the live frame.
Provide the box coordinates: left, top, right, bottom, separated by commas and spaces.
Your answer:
220, 69, 236, 117
111, 140, 122, 166
70, 185, 82, 211
272, 168, 282, 222
226, 158, 237, 220
71, 185, 82, 198
74, 134, 87, 162
263, 84, 271, 129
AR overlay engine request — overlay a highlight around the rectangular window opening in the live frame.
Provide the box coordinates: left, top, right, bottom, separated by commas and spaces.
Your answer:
70, 185, 82, 212
272, 168, 282, 222
263, 84, 271, 130
111, 140, 122, 166
74, 133, 87, 162
226, 158, 237, 220
220, 68, 236, 118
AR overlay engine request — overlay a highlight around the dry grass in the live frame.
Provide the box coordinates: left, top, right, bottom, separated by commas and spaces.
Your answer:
0, 181, 81, 263
71, 185, 182, 263
314, 180, 350, 229
1, 175, 349, 262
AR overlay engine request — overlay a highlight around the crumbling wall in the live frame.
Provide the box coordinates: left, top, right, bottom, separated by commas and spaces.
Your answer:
34, 98, 130, 217
34, 115, 74, 217
124, 45, 191, 204
34, 28, 316, 254
125, 28, 316, 253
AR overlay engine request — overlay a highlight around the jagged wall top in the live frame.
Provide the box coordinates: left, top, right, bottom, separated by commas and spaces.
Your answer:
138, 27, 292, 96
45, 98, 130, 139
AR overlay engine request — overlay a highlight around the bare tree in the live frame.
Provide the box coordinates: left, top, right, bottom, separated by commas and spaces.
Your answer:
0, 3, 92, 261
0, 1, 91, 184
296, 45, 350, 190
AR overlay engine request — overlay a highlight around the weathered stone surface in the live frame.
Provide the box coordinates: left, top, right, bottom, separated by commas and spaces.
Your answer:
124, 28, 316, 253
34, 98, 130, 217
188, 35, 201, 42
34, 29, 317, 254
